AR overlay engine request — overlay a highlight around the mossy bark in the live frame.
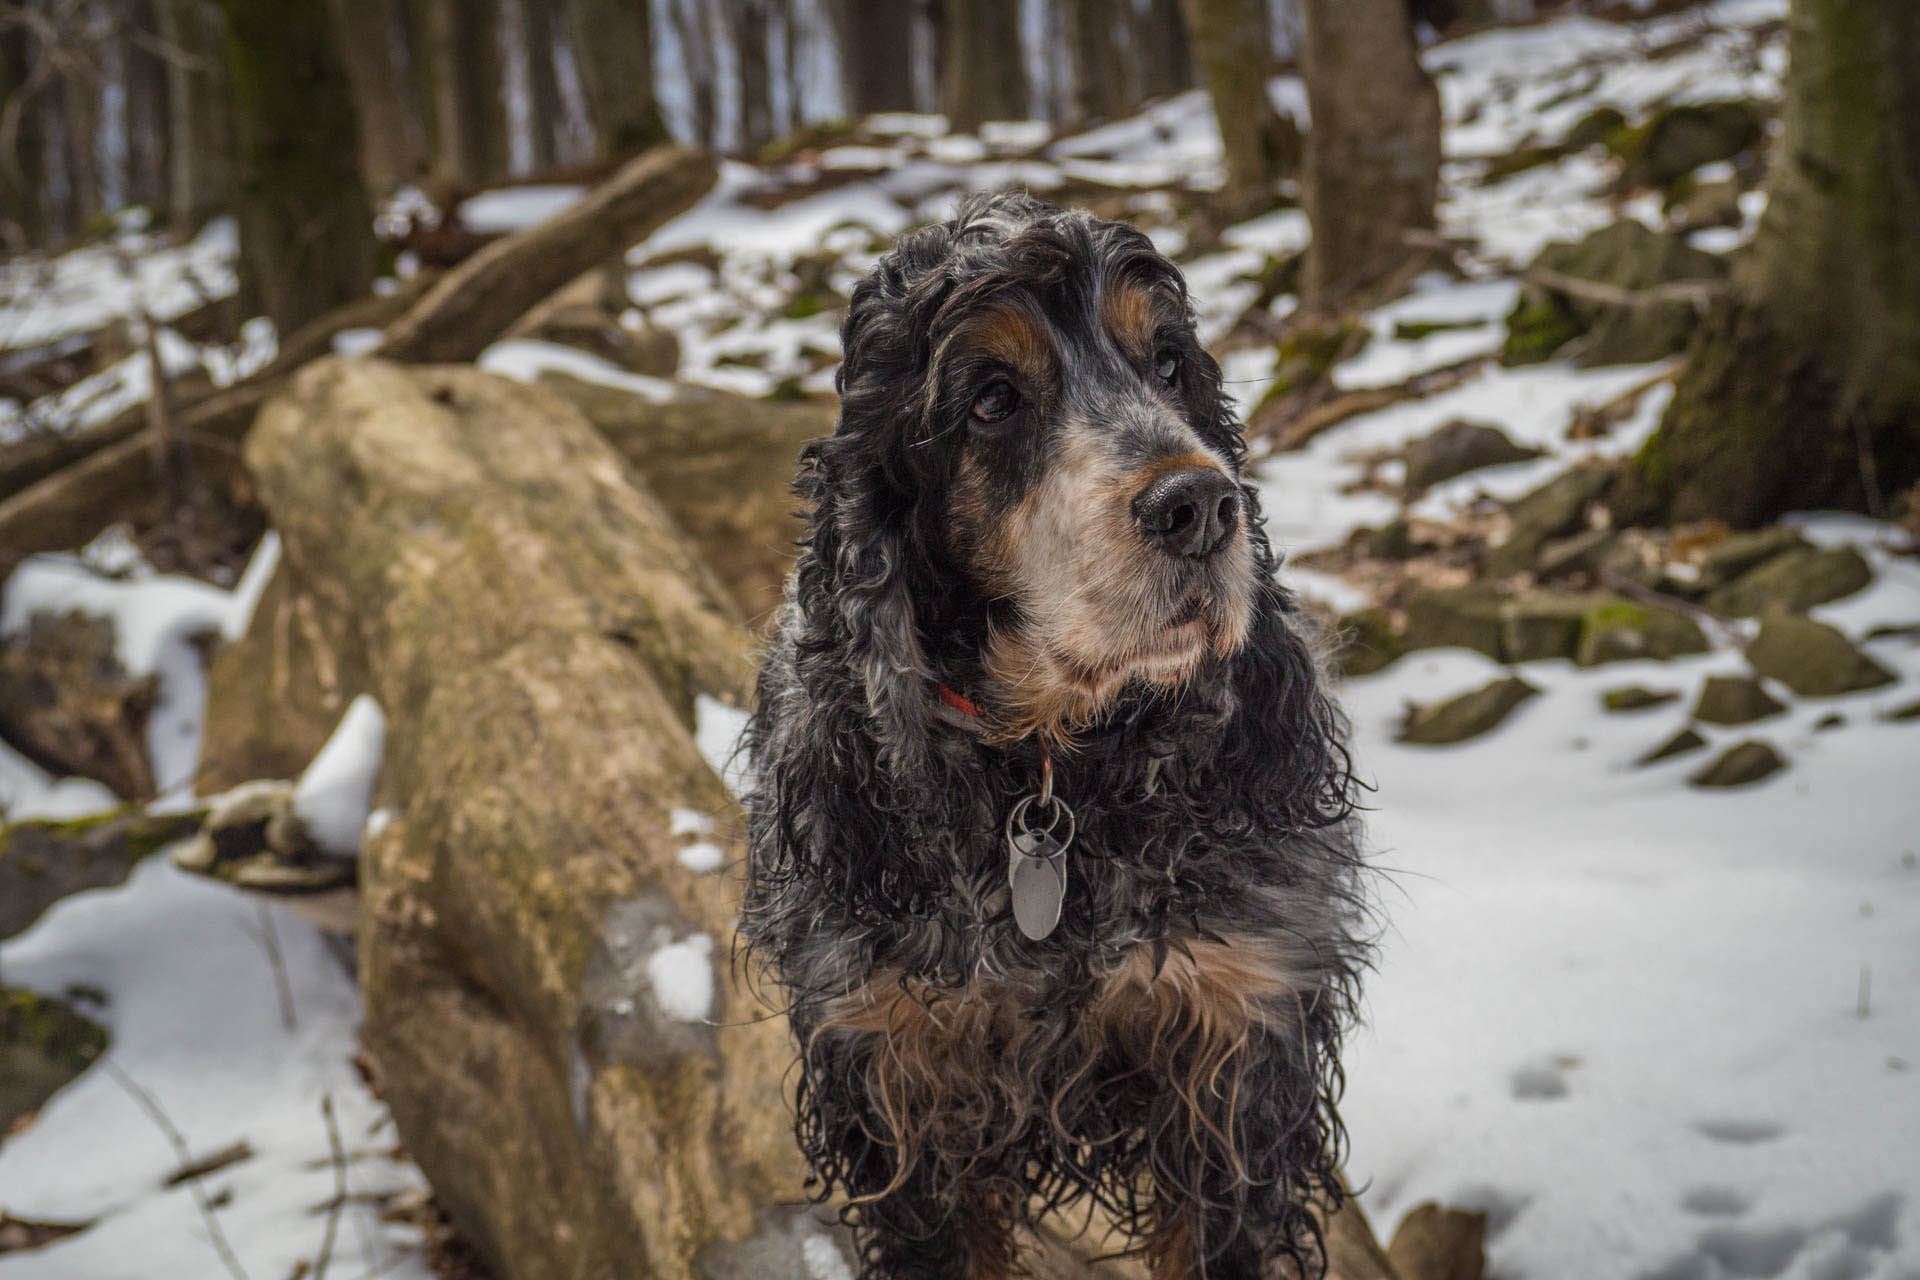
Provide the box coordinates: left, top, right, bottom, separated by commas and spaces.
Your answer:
1182, 0, 1289, 218
218, 0, 377, 334
1298, 0, 1442, 310
1636, 0, 1920, 527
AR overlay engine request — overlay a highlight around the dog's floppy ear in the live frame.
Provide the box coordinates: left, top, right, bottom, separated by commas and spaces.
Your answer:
799, 441, 939, 781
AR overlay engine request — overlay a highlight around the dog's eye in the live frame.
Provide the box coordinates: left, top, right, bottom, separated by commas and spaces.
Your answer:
1154, 350, 1181, 385
971, 379, 1020, 424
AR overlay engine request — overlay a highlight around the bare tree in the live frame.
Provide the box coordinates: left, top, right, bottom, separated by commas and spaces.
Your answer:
1183, 0, 1289, 217
217, 0, 375, 332
519, 0, 565, 172
411, 0, 510, 188
939, 0, 1024, 133
1135, 0, 1194, 101
331, 0, 426, 192
564, 0, 669, 157
723, 0, 774, 152
669, 0, 718, 149
1629, 0, 1920, 525
154, 0, 229, 233
1297, 0, 1440, 308
1060, 0, 1130, 124
834, 0, 913, 116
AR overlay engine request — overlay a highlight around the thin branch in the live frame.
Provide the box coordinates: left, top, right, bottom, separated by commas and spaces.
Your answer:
313, 1095, 347, 1280
101, 1060, 252, 1280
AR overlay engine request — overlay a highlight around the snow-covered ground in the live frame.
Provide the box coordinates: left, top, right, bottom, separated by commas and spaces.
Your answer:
9, 1, 1919, 1277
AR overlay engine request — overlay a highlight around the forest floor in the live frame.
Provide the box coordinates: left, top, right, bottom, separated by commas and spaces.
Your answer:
4, 1, 1918, 1278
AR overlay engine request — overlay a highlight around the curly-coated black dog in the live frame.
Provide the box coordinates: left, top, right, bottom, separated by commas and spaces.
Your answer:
742, 192, 1368, 1280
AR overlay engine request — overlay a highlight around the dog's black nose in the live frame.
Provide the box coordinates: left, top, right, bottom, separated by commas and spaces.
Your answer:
1133, 467, 1240, 559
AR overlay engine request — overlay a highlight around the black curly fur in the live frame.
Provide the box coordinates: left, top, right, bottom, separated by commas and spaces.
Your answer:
741, 193, 1370, 1280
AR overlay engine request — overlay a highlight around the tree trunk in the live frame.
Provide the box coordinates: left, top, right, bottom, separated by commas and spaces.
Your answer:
670, 0, 719, 149
940, 0, 1026, 132
564, 0, 669, 156
0, 17, 47, 248
1183, 0, 1287, 218
218, 0, 376, 334
1298, 0, 1441, 309
414, 0, 511, 188
124, 0, 174, 218
727, 0, 774, 152
59, 56, 101, 232
1632, 0, 1920, 526
155, 0, 231, 234
1136, 0, 1194, 100
834, 0, 914, 116
1061, 0, 1130, 124
520, 0, 565, 172
774, 0, 801, 136
330, 0, 425, 192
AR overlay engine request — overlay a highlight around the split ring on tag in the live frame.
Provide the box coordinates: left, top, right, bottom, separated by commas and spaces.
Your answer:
1005, 792, 1075, 941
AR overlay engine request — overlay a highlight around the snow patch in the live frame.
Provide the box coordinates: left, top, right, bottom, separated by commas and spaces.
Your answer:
646, 933, 715, 1023
292, 695, 387, 858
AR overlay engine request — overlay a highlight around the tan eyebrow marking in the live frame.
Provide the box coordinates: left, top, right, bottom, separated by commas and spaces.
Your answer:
966, 307, 1056, 386
1101, 281, 1161, 359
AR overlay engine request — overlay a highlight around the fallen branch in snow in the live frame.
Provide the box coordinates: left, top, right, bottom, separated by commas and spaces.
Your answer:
101, 1061, 252, 1280
0, 148, 716, 572
161, 1138, 255, 1188
1523, 264, 1727, 313
238, 901, 299, 1033
312, 1095, 346, 1280
373, 146, 718, 365
1263, 356, 1496, 453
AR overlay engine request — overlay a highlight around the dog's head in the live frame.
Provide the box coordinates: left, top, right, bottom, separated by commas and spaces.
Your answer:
802, 192, 1266, 752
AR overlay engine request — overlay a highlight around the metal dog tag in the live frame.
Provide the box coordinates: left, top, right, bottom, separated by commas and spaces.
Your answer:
1005, 796, 1074, 941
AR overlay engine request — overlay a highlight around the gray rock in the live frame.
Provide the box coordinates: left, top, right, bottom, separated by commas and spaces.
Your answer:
1575, 599, 1709, 666
1745, 611, 1898, 697
1696, 526, 1812, 587
1637, 726, 1707, 766
1484, 464, 1616, 576
1398, 675, 1540, 745
1502, 221, 1728, 368
1, 986, 108, 1135
1688, 739, 1788, 789
1402, 419, 1543, 496
1691, 674, 1787, 726
1705, 545, 1873, 617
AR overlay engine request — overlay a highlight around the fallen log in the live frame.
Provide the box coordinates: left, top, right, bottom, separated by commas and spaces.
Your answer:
246, 358, 777, 1280
375, 146, 717, 364
1258, 356, 1495, 454
0, 275, 433, 509
538, 372, 831, 624
2, 146, 715, 568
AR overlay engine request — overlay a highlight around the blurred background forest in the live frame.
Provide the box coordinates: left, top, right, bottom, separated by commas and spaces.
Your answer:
1, 2, 1917, 1280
